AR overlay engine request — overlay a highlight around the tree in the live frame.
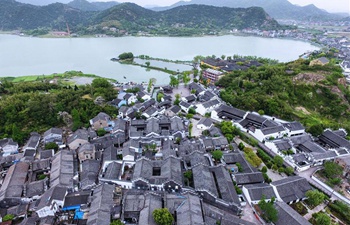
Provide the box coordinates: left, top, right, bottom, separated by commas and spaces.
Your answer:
323, 161, 343, 178
188, 107, 196, 114
278, 167, 284, 174
262, 166, 267, 173
184, 170, 192, 180
189, 123, 193, 137
307, 124, 324, 137
258, 196, 278, 223
152, 208, 174, 225
169, 75, 179, 88
72, 108, 83, 131
236, 163, 243, 172
157, 92, 164, 102
315, 213, 331, 225
273, 156, 284, 167
118, 52, 134, 60
183, 73, 191, 86
174, 93, 181, 106
145, 61, 150, 67
45, 142, 59, 151
110, 220, 123, 225
306, 190, 325, 207
212, 150, 223, 161
97, 128, 107, 137
284, 167, 294, 176
238, 142, 245, 150
2, 214, 14, 222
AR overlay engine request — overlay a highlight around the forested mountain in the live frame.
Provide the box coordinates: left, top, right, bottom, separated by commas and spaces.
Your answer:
0, 0, 93, 30
68, 0, 119, 11
0, 1, 281, 34
88, 3, 280, 35
152, 0, 340, 21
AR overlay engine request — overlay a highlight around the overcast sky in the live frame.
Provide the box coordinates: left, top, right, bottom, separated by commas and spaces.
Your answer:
98, 0, 350, 13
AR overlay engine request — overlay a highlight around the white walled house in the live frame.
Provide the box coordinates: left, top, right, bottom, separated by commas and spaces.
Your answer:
196, 118, 214, 130
283, 122, 305, 137
124, 93, 137, 105
196, 99, 221, 116
242, 183, 276, 205
0, 138, 18, 156
36, 187, 67, 218
251, 126, 287, 142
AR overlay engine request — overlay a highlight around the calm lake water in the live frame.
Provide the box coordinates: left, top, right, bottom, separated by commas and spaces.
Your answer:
0, 34, 319, 84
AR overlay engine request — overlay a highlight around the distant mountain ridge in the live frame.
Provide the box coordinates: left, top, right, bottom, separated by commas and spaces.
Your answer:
0, 1, 281, 34
68, 0, 119, 11
152, 0, 341, 21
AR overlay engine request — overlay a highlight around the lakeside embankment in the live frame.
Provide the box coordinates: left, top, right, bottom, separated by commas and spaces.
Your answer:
1, 71, 116, 84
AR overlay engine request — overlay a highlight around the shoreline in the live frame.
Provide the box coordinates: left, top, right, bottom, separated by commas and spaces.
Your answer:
1, 71, 116, 84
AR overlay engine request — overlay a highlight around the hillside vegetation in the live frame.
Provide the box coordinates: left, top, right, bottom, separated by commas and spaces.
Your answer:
0, 1, 280, 35
216, 57, 350, 135
0, 72, 118, 144
153, 0, 341, 21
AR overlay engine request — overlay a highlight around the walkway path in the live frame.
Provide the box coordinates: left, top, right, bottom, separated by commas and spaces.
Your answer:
303, 203, 326, 220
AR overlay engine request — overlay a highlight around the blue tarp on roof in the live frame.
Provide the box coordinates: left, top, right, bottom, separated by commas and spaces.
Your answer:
74, 209, 84, 220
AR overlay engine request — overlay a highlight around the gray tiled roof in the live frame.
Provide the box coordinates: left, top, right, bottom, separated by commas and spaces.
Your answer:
50, 150, 74, 189
173, 193, 205, 225
244, 183, 276, 201
210, 166, 240, 205
319, 129, 350, 149
223, 153, 255, 173
24, 132, 40, 150
138, 193, 162, 225
235, 172, 264, 185
275, 201, 312, 225
298, 141, 326, 153
283, 121, 304, 131
133, 157, 183, 186
216, 104, 246, 121
104, 162, 122, 180
202, 99, 220, 108
87, 184, 115, 225
0, 162, 29, 199
192, 164, 218, 196
25, 180, 46, 198
80, 160, 100, 190
260, 125, 285, 135
272, 176, 312, 203
43, 127, 63, 137
198, 118, 213, 127
36, 186, 67, 210
67, 129, 89, 145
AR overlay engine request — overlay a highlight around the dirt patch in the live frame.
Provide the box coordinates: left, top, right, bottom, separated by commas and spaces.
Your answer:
293, 73, 326, 85
296, 106, 311, 115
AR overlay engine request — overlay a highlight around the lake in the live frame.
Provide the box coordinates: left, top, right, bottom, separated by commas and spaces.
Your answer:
0, 34, 319, 84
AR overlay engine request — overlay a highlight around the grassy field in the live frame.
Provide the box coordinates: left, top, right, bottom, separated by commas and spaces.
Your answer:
1, 71, 116, 84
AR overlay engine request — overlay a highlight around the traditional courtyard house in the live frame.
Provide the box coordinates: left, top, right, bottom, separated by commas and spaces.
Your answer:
90, 112, 111, 130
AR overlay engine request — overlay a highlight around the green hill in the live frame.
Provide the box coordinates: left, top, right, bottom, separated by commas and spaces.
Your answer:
216, 56, 350, 135
92, 3, 280, 35
0, 0, 92, 30
0, 1, 281, 35
152, 0, 341, 21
